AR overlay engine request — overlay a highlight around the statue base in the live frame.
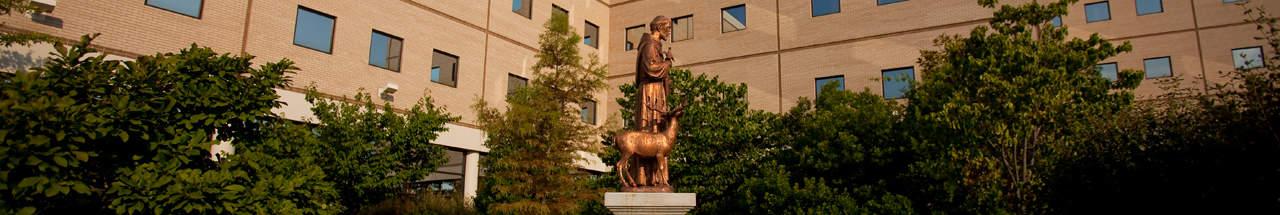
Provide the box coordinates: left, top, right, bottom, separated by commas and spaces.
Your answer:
620, 185, 673, 193
604, 192, 697, 215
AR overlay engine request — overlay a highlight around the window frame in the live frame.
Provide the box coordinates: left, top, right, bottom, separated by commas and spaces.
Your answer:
513, 0, 533, 19
672, 15, 694, 42
552, 4, 569, 19
1096, 62, 1119, 81
507, 74, 528, 96
881, 66, 915, 99
1085, 1, 1112, 23
1135, 0, 1164, 16
877, 0, 907, 6
1143, 56, 1173, 79
368, 30, 404, 72
145, 0, 205, 19
1232, 46, 1266, 70
812, 0, 841, 17
625, 24, 646, 51
721, 4, 748, 33
585, 21, 600, 48
431, 50, 461, 87
580, 99, 597, 125
815, 75, 845, 97
293, 6, 337, 54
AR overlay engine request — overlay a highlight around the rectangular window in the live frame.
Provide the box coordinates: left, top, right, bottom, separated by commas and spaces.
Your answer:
672, 15, 694, 42
146, 0, 203, 18
1096, 63, 1119, 81
815, 75, 845, 97
625, 25, 646, 51
1223, 0, 1246, 3
369, 30, 403, 72
1144, 56, 1172, 79
1233, 46, 1265, 69
1085, 1, 1111, 23
1136, 0, 1163, 15
585, 21, 599, 48
882, 67, 915, 99
812, 0, 840, 17
553, 5, 569, 19
1050, 16, 1063, 27
878, 0, 907, 6
508, 74, 528, 95
722, 5, 747, 33
512, 0, 532, 19
293, 7, 336, 54
431, 50, 460, 87
580, 99, 597, 124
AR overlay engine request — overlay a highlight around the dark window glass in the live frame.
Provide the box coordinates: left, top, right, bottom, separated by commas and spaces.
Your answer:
877, 0, 906, 6
553, 5, 568, 20
146, 0, 203, 18
1136, 0, 1163, 15
581, 100, 597, 124
508, 74, 528, 95
369, 31, 403, 72
294, 7, 335, 53
1085, 1, 1111, 23
812, 0, 840, 16
1096, 63, 1118, 81
882, 67, 915, 99
625, 25, 645, 51
673, 15, 693, 42
1233, 46, 1265, 69
815, 75, 845, 97
432, 50, 460, 87
722, 5, 747, 33
1144, 56, 1172, 79
513, 0, 532, 19
1224, 0, 1246, 3
585, 21, 599, 48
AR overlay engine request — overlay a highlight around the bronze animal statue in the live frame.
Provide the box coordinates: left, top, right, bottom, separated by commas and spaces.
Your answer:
615, 103, 685, 189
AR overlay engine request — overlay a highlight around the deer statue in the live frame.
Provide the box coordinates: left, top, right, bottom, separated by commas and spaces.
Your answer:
614, 102, 687, 188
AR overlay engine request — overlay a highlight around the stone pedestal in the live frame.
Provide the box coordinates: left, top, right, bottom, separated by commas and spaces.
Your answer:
604, 192, 696, 215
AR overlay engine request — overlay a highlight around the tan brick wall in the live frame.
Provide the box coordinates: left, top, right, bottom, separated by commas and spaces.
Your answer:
0, 0, 248, 56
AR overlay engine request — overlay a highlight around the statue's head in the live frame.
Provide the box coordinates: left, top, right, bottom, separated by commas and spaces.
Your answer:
650, 16, 672, 41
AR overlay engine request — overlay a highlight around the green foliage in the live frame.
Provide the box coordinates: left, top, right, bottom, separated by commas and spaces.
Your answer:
357, 193, 476, 215
0, 35, 341, 214
306, 90, 454, 212
473, 12, 607, 215
905, 0, 1141, 213
0, 0, 55, 47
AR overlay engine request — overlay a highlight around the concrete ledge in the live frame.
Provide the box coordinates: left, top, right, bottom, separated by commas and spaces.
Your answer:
604, 192, 696, 215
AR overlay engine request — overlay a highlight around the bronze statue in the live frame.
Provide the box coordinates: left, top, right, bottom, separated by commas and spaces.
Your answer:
616, 16, 680, 192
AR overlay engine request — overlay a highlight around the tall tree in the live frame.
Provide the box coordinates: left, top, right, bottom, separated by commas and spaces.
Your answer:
472, 12, 607, 215
905, 0, 1142, 213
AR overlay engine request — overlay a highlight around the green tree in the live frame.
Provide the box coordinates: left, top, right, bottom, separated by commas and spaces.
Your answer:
305, 90, 455, 212
904, 0, 1142, 213
472, 12, 607, 215
0, 36, 341, 214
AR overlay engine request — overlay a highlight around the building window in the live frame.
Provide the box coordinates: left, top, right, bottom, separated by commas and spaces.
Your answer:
1144, 56, 1172, 79
882, 67, 915, 99
815, 75, 845, 97
580, 99, 597, 124
878, 0, 907, 6
1136, 0, 1163, 16
812, 0, 840, 17
672, 15, 694, 42
145, 0, 203, 18
721, 4, 747, 33
1233, 46, 1265, 69
1050, 16, 1063, 27
508, 74, 528, 95
369, 30, 403, 72
1223, 0, 1246, 4
1085, 1, 1111, 23
585, 21, 600, 48
512, 0, 532, 19
625, 25, 646, 51
293, 7, 336, 54
552, 5, 568, 19
1096, 63, 1119, 81
432, 50, 460, 87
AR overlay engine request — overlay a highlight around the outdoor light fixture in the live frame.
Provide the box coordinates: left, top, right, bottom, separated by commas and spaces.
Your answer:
380, 83, 399, 101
